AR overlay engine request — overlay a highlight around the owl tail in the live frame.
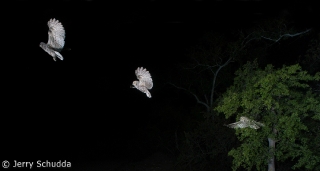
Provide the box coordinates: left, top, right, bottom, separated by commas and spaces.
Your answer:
54, 51, 64, 61
146, 90, 152, 98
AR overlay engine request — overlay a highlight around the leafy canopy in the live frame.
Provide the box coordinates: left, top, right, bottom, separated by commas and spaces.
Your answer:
215, 60, 320, 171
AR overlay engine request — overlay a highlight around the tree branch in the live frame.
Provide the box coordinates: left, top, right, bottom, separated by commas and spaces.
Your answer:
261, 29, 311, 43
168, 83, 210, 111
241, 29, 311, 49
210, 57, 232, 107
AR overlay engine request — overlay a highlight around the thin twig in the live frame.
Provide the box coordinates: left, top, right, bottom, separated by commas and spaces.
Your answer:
168, 83, 210, 111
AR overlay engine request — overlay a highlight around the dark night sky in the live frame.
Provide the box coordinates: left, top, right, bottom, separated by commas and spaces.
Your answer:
2, 0, 319, 165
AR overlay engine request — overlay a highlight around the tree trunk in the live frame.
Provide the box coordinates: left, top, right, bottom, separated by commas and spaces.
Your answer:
268, 107, 278, 171
268, 137, 276, 171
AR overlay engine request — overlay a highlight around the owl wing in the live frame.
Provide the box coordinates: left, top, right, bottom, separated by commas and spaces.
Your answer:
47, 18, 65, 51
248, 124, 260, 129
253, 121, 264, 128
225, 121, 247, 129
135, 67, 153, 89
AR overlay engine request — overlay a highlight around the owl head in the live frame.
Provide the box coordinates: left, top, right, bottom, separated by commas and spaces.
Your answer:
131, 81, 139, 88
39, 42, 46, 48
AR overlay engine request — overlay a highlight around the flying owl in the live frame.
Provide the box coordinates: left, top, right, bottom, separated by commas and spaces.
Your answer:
40, 18, 65, 61
225, 116, 264, 129
131, 67, 153, 98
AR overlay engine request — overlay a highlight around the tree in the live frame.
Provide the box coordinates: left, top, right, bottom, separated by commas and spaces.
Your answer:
169, 31, 236, 116
169, 17, 311, 119
171, 17, 313, 171
215, 60, 320, 171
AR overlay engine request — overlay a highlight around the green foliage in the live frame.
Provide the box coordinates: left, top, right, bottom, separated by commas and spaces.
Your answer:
215, 60, 320, 170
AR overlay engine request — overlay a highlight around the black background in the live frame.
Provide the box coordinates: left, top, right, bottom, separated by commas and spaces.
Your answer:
2, 0, 319, 167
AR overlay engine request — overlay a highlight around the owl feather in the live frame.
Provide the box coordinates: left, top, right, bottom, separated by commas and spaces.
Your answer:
225, 116, 264, 129
40, 18, 66, 61
132, 67, 153, 98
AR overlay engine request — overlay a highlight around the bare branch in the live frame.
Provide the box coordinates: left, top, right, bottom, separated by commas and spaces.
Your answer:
168, 83, 210, 111
261, 29, 311, 43
210, 57, 232, 107
241, 29, 311, 50
204, 94, 209, 104
176, 56, 233, 111
241, 31, 258, 48
184, 57, 220, 74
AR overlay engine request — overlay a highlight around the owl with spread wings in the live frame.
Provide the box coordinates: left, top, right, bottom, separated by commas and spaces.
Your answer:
40, 18, 65, 61
131, 67, 153, 98
225, 116, 264, 129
